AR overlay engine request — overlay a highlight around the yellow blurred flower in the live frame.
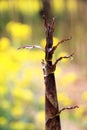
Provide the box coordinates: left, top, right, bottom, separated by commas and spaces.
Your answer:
82, 91, 87, 101
39, 95, 45, 106
0, 1, 9, 12
13, 87, 33, 102
14, 78, 30, 89
0, 37, 10, 50
52, 0, 65, 13
74, 105, 85, 119
11, 106, 23, 117
40, 38, 45, 48
35, 111, 45, 126
61, 72, 77, 86
55, 66, 62, 76
12, 100, 23, 107
16, 49, 44, 64
16, 49, 31, 63
58, 93, 73, 106
53, 37, 60, 46
32, 50, 44, 61
10, 121, 26, 130
0, 49, 20, 76
0, 117, 7, 125
10, 122, 35, 130
26, 50, 44, 62
0, 55, 7, 81
0, 0, 41, 15
40, 37, 59, 48
66, 0, 77, 13
0, 86, 7, 95
6, 21, 32, 41
16, 0, 41, 15
1, 100, 10, 109
26, 123, 35, 130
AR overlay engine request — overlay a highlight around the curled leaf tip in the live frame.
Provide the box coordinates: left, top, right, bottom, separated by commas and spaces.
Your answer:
69, 36, 72, 40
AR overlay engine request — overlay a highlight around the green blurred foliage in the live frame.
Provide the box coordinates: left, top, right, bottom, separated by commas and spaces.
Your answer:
0, 0, 87, 130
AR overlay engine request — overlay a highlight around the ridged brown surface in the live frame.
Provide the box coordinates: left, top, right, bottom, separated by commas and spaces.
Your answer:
42, 16, 61, 130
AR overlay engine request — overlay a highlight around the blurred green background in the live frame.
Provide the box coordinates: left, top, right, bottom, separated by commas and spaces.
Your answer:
0, 0, 87, 130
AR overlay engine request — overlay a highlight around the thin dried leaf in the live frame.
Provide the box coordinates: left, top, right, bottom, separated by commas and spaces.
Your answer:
18, 45, 44, 51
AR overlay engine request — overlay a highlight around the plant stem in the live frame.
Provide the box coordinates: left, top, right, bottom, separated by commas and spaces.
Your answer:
42, 16, 61, 130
